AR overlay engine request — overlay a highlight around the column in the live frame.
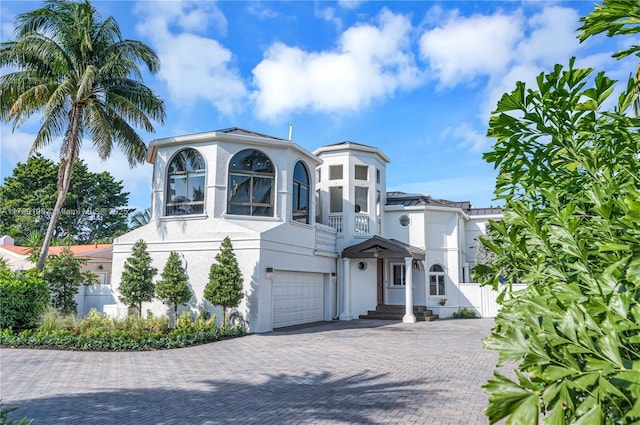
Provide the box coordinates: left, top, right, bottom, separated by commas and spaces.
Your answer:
403, 257, 416, 323
339, 257, 353, 320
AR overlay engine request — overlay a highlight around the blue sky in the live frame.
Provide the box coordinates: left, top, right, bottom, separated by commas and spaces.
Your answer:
1, 0, 635, 214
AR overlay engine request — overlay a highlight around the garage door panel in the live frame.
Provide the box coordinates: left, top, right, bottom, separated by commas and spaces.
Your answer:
273, 271, 324, 328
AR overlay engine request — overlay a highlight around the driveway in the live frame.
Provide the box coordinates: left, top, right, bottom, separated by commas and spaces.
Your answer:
0, 318, 498, 425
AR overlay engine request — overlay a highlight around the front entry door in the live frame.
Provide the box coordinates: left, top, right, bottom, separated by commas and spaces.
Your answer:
377, 259, 384, 306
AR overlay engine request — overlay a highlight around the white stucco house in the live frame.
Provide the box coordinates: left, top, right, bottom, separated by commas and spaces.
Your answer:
110, 127, 502, 333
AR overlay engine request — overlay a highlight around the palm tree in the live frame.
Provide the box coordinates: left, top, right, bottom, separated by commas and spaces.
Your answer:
0, 0, 165, 270
130, 208, 151, 229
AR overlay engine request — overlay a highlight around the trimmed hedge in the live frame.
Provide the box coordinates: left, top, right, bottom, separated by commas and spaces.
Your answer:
0, 310, 246, 351
0, 270, 49, 331
0, 325, 245, 351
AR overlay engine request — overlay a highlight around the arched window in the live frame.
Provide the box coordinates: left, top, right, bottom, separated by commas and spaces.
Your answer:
227, 149, 275, 216
429, 264, 445, 296
166, 148, 205, 216
292, 161, 310, 224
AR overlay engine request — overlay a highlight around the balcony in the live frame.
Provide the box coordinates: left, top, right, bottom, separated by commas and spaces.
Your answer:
315, 223, 337, 252
326, 213, 374, 236
354, 214, 370, 234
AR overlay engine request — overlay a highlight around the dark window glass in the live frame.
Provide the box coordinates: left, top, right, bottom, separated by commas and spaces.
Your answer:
227, 149, 275, 217
166, 149, 205, 216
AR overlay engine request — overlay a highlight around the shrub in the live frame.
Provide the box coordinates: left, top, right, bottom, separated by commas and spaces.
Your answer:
452, 308, 477, 319
0, 269, 49, 330
0, 309, 239, 351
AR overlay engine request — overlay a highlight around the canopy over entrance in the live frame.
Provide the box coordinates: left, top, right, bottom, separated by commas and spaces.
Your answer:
341, 235, 425, 260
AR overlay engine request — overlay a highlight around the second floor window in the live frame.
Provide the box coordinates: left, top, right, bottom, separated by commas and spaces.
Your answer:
227, 149, 274, 217
292, 161, 310, 224
166, 148, 205, 216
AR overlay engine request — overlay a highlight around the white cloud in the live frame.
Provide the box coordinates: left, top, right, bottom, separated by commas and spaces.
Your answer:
338, 1, 364, 10
516, 6, 581, 66
419, 10, 524, 87
443, 124, 491, 153
251, 9, 420, 120
134, 1, 247, 116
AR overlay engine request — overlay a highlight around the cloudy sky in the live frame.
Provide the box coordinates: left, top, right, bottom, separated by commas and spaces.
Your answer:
0, 0, 634, 214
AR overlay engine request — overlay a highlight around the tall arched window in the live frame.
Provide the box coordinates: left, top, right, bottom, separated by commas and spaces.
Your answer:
429, 264, 445, 296
227, 149, 275, 216
292, 161, 310, 224
166, 148, 205, 216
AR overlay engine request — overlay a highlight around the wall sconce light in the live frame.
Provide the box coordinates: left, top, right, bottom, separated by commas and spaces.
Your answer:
331, 272, 337, 283
266, 267, 274, 279
98, 264, 104, 270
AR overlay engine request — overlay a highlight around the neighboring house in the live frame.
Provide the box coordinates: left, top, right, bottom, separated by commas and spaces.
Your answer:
0, 236, 115, 317
110, 127, 505, 332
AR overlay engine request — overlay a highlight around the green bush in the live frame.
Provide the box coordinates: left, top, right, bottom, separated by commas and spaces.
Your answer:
0, 269, 49, 331
0, 309, 241, 351
453, 308, 477, 319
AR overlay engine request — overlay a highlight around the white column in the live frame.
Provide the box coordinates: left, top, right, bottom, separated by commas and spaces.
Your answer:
339, 258, 353, 320
403, 257, 416, 323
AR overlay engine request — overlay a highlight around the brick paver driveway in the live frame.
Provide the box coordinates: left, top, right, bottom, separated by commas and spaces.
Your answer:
1, 318, 499, 424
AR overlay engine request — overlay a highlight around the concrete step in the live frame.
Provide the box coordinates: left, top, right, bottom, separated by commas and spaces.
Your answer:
358, 305, 439, 322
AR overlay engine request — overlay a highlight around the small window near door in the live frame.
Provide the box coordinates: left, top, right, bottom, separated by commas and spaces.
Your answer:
429, 264, 445, 296
392, 263, 405, 286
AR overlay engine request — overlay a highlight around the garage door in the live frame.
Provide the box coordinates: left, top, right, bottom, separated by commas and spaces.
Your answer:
273, 271, 325, 328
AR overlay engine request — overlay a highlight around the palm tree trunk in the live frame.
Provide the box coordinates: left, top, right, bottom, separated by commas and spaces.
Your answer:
37, 104, 82, 270
222, 306, 226, 326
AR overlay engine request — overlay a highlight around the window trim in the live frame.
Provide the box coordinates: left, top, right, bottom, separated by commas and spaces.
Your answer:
292, 161, 310, 224
391, 262, 406, 287
429, 264, 446, 296
226, 149, 276, 217
354, 164, 368, 181
165, 148, 206, 217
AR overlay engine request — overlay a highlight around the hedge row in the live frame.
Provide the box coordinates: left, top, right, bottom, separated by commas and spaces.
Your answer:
0, 325, 245, 351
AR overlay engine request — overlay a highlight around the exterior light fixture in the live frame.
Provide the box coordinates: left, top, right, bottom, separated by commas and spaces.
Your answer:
266, 267, 274, 279
331, 272, 337, 283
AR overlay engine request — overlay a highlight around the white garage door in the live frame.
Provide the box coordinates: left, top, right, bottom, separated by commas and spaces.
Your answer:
273, 271, 325, 328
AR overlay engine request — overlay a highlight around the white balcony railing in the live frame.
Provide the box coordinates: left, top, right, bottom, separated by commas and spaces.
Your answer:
315, 223, 337, 252
355, 214, 370, 234
328, 214, 343, 234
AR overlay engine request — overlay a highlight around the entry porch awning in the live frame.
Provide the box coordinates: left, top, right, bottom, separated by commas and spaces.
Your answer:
341, 235, 425, 261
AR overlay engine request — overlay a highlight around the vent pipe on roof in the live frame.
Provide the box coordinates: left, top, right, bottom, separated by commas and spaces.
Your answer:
288, 123, 294, 141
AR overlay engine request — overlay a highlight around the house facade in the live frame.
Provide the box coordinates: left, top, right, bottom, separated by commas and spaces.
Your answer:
110, 128, 502, 332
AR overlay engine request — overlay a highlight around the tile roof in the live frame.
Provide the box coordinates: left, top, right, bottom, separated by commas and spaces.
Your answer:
0, 244, 113, 260
386, 191, 500, 215
215, 127, 287, 141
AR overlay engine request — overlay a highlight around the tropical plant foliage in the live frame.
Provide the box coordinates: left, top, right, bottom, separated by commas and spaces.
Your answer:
0, 268, 49, 330
119, 239, 157, 318
0, 154, 131, 244
0, 308, 243, 351
155, 251, 192, 326
0, 0, 165, 270
204, 236, 244, 325
477, 53, 640, 423
44, 246, 97, 315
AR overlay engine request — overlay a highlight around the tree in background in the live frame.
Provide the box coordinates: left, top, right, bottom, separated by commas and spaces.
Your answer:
155, 251, 192, 326
130, 208, 151, 229
477, 4, 640, 420
119, 240, 157, 318
204, 237, 244, 325
0, 0, 165, 270
0, 154, 131, 244
45, 247, 97, 315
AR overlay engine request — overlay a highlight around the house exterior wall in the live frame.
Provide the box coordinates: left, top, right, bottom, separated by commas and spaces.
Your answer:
106, 129, 507, 331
